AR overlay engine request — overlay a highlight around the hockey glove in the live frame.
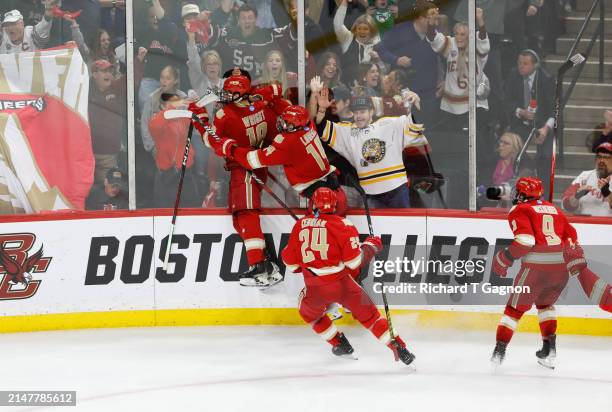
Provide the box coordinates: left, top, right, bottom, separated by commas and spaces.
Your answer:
211, 138, 237, 159
361, 235, 383, 266
564, 244, 587, 276
188, 103, 210, 135
492, 248, 514, 277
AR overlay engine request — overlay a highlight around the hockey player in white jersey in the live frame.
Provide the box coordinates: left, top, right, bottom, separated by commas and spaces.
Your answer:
0, 5, 54, 54
315, 89, 428, 208
427, 7, 490, 116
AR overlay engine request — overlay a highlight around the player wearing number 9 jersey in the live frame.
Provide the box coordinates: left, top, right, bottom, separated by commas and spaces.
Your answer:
195, 70, 290, 287
281, 187, 415, 365
491, 177, 578, 369
213, 105, 348, 215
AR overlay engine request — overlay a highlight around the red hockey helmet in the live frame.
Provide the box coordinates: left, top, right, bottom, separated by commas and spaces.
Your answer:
514, 176, 543, 204
221, 75, 251, 103
277, 105, 311, 133
311, 187, 337, 214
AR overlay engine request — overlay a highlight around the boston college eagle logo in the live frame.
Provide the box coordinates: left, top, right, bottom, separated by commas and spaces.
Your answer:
0, 233, 51, 300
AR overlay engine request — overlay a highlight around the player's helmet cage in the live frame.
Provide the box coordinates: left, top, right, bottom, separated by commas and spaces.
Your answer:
513, 176, 544, 204
312, 187, 337, 214
220, 75, 251, 103
277, 105, 311, 133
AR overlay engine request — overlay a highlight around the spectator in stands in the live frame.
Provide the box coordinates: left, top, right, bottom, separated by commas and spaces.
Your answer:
315, 87, 427, 208
318, 0, 367, 57
589, 109, 612, 153
179, 4, 211, 62
91, 29, 120, 75
427, 10, 490, 129
283, 0, 327, 76
367, 0, 397, 37
355, 62, 382, 96
374, 0, 441, 128
188, 49, 224, 98
148, 95, 201, 208
315, 51, 344, 88
334, 0, 382, 86
368, 68, 411, 116
248, 0, 283, 29
0, 6, 54, 54
51, 0, 101, 46
86, 167, 129, 211
210, 0, 239, 30
562, 143, 612, 216
89, 56, 145, 183
135, 0, 181, 110
101, 0, 126, 45
141, 66, 187, 158
255, 49, 297, 101
0, 1, 44, 26
491, 133, 528, 188
504, 49, 555, 192
308, 76, 353, 125
204, 3, 278, 77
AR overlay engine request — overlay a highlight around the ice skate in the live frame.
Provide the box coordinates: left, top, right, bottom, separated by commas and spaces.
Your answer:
389, 337, 416, 369
536, 334, 556, 370
326, 303, 343, 320
491, 341, 507, 366
331, 333, 357, 360
264, 260, 283, 287
238, 262, 270, 287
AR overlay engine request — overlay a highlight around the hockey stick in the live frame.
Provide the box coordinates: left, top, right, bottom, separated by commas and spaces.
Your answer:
247, 169, 300, 222
344, 173, 400, 350
162, 92, 219, 271
550, 53, 585, 202
167, 109, 302, 222
423, 150, 448, 209
162, 121, 195, 271
514, 128, 538, 177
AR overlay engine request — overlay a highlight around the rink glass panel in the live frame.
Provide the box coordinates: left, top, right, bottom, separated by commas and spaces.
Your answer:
0, 2, 129, 213
132, 0, 302, 210
475, 0, 612, 212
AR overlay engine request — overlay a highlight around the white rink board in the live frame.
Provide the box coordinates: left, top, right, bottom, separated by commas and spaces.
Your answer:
0, 211, 609, 319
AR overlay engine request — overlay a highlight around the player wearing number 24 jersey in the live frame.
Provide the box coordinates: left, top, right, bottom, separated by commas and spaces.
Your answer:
281, 187, 415, 365
491, 177, 578, 369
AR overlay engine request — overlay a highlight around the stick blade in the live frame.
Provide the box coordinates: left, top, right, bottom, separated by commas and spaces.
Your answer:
196, 90, 219, 107
164, 110, 193, 120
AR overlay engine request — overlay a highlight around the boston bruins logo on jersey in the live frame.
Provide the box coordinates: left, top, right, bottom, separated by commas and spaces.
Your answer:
361, 138, 386, 166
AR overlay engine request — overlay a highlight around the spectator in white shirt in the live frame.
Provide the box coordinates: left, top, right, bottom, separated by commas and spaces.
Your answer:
562, 142, 612, 216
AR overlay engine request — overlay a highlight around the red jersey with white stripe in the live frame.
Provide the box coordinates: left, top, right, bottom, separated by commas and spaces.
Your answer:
282, 213, 362, 284
508, 199, 578, 271
203, 85, 290, 169
232, 125, 333, 193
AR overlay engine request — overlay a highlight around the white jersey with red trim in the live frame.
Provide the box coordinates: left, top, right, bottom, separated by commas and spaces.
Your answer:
320, 115, 427, 195
428, 30, 490, 114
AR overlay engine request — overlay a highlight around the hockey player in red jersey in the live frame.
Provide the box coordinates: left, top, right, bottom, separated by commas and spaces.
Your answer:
192, 69, 290, 287
281, 187, 415, 365
209, 104, 348, 215
491, 177, 579, 369
564, 242, 612, 313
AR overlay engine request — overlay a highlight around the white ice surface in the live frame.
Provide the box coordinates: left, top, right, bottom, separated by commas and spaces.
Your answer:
3, 320, 612, 412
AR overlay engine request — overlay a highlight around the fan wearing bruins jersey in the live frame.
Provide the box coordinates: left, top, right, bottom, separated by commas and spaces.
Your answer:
315, 91, 428, 208
427, 7, 490, 116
